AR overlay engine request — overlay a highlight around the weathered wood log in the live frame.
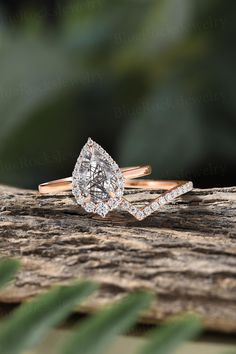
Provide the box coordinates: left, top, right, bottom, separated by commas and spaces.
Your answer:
0, 184, 235, 333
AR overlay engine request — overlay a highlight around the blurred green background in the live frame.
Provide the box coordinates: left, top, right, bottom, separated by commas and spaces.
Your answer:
0, 0, 235, 189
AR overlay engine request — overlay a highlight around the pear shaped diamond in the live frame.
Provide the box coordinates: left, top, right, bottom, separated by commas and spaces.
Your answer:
72, 138, 124, 217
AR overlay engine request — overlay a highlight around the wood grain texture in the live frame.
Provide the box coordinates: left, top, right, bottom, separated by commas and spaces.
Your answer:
0, 185, 235, 333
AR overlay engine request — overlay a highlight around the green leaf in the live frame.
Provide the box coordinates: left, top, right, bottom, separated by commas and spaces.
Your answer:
61, 291, 153, 354
0, 281, 98, 354
0, 259, 20, 289
137, 314, 202, 354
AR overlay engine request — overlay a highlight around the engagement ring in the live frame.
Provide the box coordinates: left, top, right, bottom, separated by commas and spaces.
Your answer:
39, 138, 193, 220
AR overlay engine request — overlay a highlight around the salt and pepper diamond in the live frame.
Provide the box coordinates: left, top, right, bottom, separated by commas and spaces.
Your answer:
72, 138, 124, 217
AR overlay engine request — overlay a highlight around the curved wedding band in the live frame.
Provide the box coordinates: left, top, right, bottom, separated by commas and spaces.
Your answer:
121, 179, 193, 220
39, 165, 152, 194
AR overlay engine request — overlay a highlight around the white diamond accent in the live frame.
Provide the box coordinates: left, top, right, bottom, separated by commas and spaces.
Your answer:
166, 193, 173, 202
176, 187, 182, 196
170, 190, 178, 198
73, 193, 84, 205
84, 203, 95, 213
143, 206, 152, 216
96, 203, 109, 217
121, 199, 130, 210
129, 206, 139, 216
159, 197, 166, 205
116, 189, 124, 198
136, 210, 145, 220
151, 201, 160, 211
108, 198, 120, 209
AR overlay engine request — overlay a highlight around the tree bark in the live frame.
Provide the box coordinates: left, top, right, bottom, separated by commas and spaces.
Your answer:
0, 185, 235, 333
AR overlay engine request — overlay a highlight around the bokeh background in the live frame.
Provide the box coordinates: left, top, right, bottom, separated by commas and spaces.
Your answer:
0, 0, 235, 189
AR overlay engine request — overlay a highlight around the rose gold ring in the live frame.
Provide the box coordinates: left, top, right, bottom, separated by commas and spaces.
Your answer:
38, 138, 193, 220
39, 165, 151, 194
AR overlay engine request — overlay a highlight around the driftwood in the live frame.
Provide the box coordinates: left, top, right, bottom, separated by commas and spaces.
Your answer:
0, 184, 235, 333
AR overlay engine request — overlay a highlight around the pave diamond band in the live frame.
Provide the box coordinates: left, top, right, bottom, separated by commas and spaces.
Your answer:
121, 180, 193, 220
38, 138, 193, 220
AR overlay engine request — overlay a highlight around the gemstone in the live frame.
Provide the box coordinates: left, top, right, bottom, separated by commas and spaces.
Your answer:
121, 199, 130, 210
175, 188, 182, 196
108, 198, 120, 209
75, 193, 85, 205
143, 206, 152, 215
136, 210, 145, 220
96, 203, 109, 217
130, 206, 138, 215
84, 203, 95, 213
166, 193, 173, 201
151, 201, 160, 211
72, 138, 124, 217
159, 197, 166, 205
170, 190, 178, 198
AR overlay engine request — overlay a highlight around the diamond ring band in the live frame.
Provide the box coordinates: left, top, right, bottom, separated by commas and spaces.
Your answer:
38, 138, 193, 220
38, 166, 152, 194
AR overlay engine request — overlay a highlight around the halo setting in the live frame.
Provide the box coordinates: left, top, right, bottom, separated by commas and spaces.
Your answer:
72, 138, 124, 217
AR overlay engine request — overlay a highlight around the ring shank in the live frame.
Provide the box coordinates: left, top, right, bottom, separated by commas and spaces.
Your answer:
39, 165, 152, 194
124, 179, 188, 190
